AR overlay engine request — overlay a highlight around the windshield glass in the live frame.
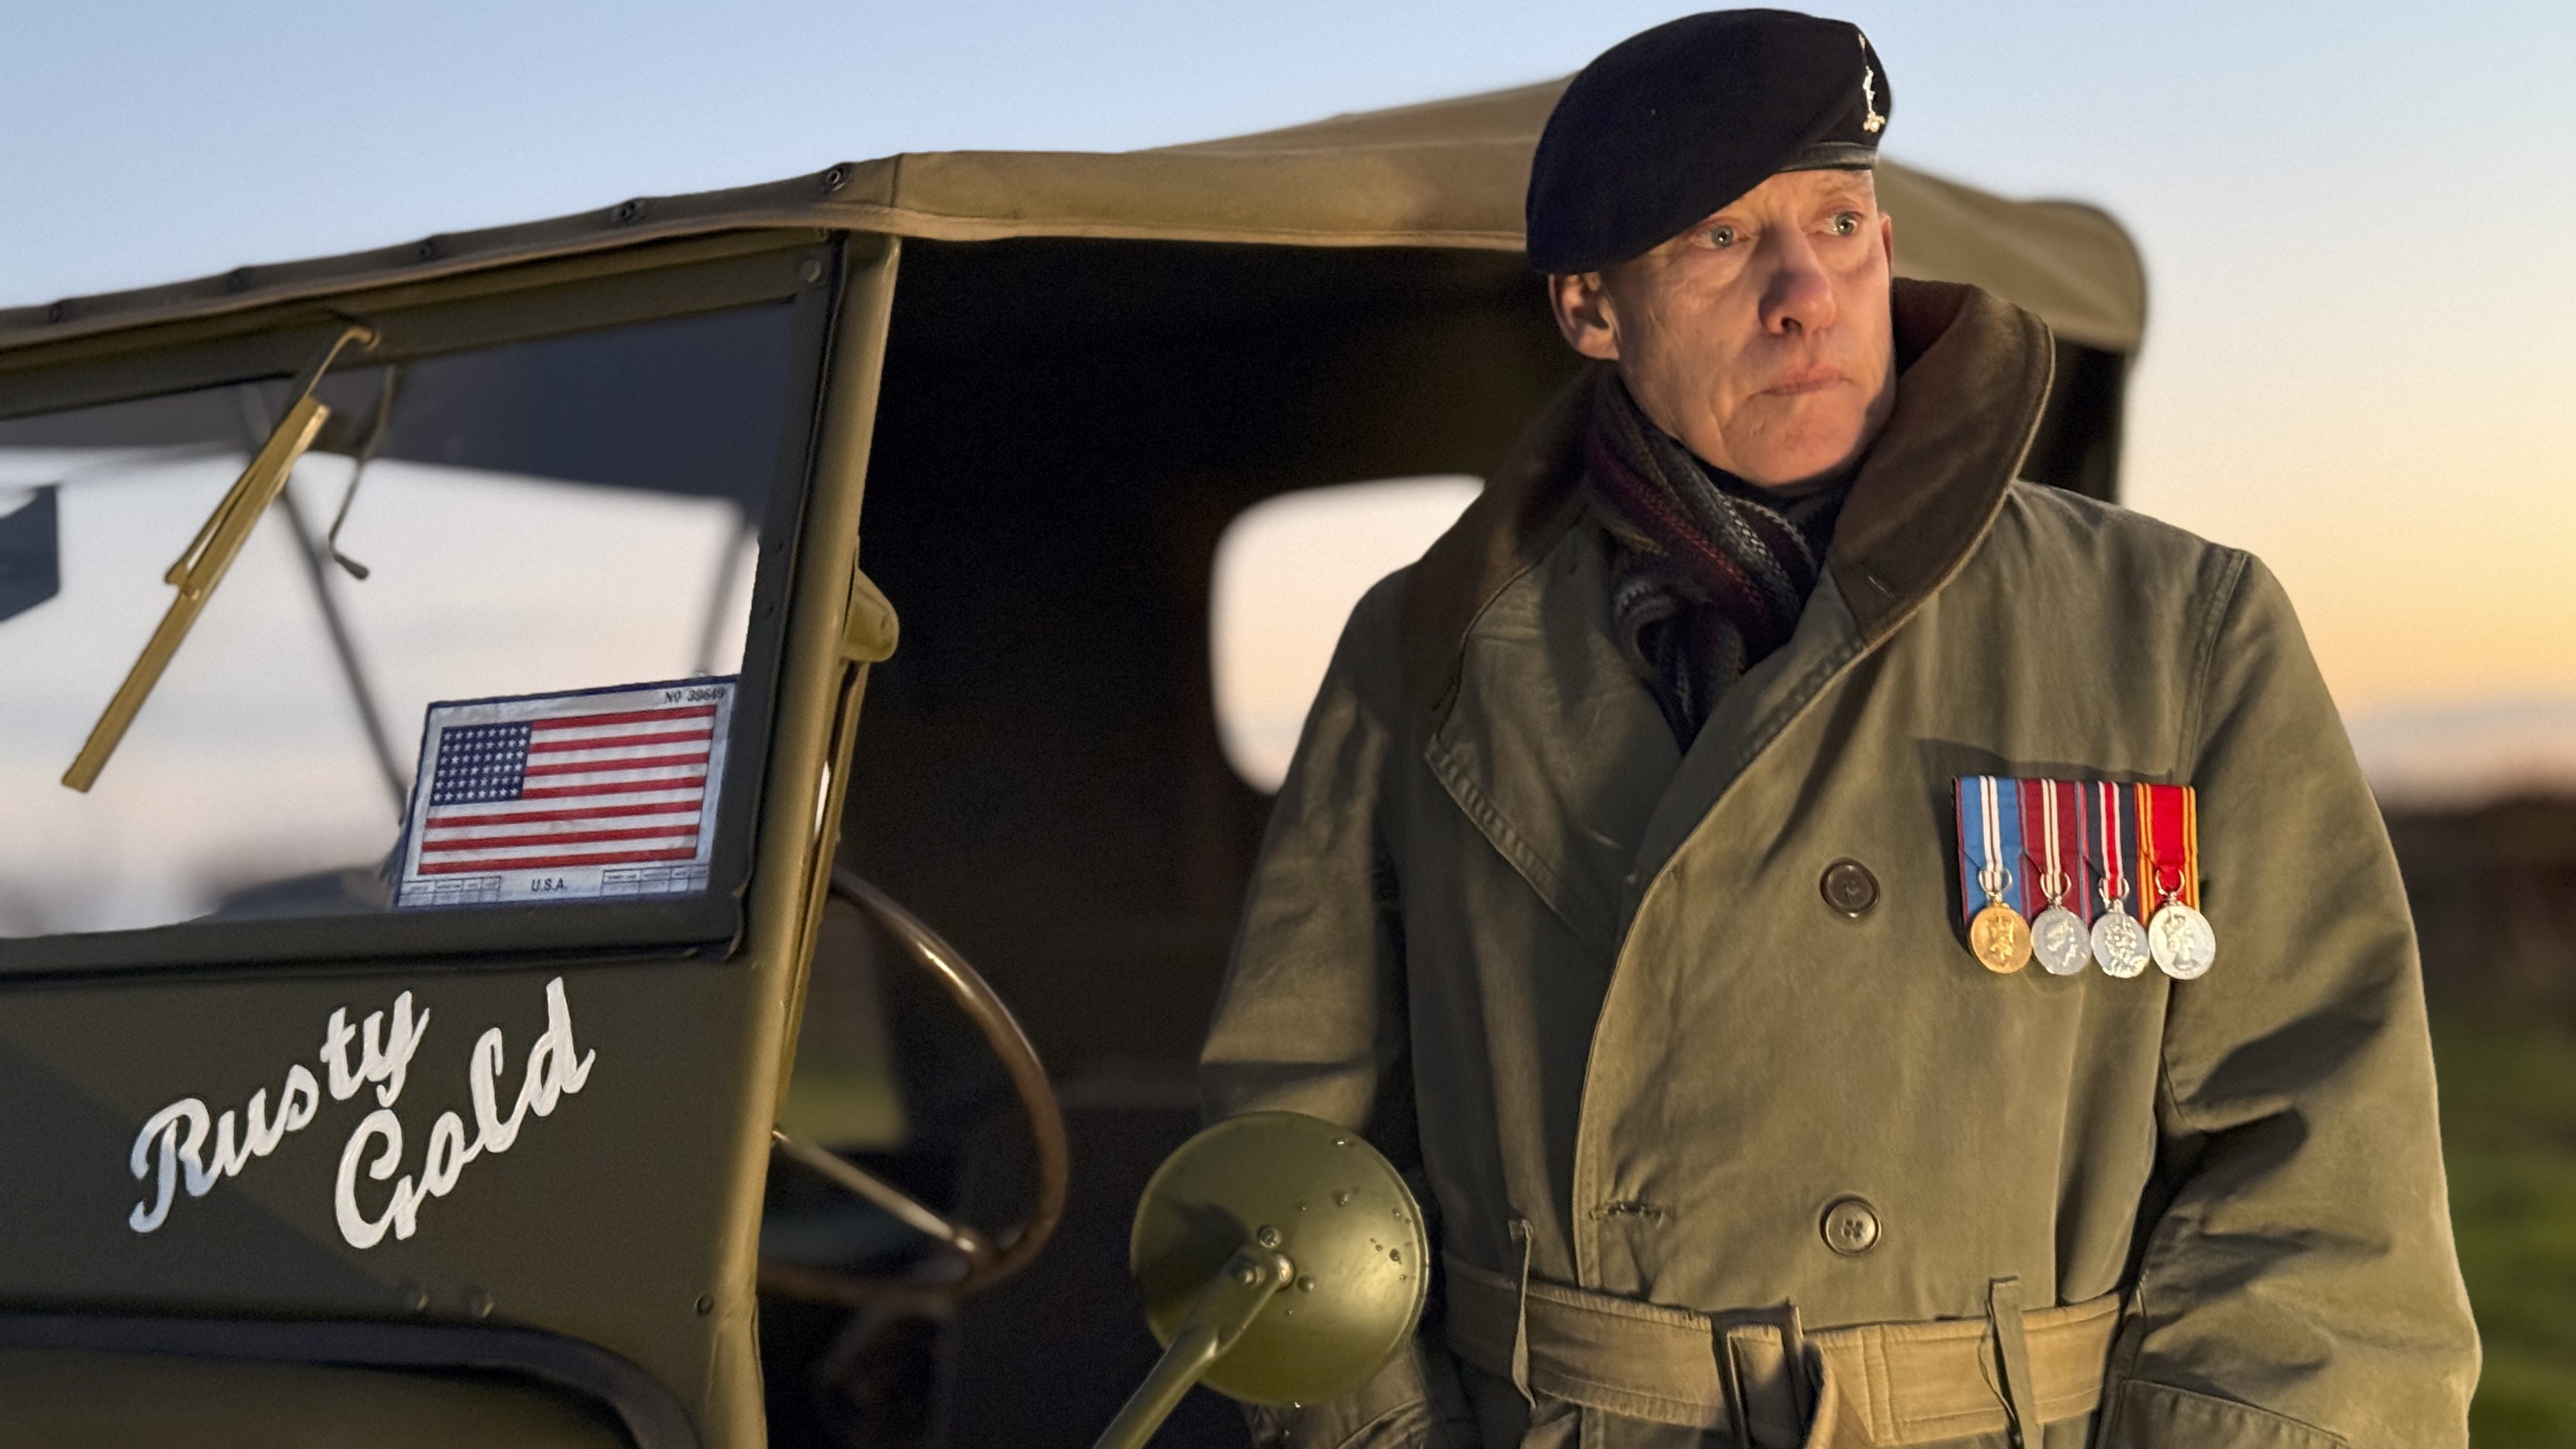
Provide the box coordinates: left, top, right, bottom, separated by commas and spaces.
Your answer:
0, 302, 797, 939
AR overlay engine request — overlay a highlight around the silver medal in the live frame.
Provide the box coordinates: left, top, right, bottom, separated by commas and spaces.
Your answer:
2024, 786, 2090, 977
2090, 908, 2151, 979
2032, 905, 2091, 976
2149, 902, 2217, 980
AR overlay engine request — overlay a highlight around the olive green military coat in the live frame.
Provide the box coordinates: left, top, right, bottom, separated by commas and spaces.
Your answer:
1200, 281, 2478, 1449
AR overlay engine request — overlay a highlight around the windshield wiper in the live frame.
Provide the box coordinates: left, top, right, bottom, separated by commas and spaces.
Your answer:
61, 324, 375, 793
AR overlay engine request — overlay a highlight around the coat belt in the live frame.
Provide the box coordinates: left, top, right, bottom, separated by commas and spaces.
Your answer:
1443, 1255, 2119, 1446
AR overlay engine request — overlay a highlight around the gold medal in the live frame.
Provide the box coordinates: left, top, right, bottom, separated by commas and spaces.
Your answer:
1958, 776, 2031, 973
1971, 900, 2032, 973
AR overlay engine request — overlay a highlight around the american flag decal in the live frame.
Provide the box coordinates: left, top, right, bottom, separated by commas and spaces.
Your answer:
395, 678, 735, 908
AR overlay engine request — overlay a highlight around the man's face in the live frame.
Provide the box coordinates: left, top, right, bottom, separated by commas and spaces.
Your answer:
1549, 168, 1897, 489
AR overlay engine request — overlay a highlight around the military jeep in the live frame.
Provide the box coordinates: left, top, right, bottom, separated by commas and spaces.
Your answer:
0, 80, 2143, 1448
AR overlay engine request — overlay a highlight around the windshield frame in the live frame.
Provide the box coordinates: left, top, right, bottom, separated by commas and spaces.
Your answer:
0, 233, 845, 977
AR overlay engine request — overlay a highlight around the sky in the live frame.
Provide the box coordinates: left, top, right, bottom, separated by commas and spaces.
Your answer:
6, 0, 2573, 801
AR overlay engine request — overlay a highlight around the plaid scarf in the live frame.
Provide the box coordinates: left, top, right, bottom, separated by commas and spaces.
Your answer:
1584, 376, 1851, 744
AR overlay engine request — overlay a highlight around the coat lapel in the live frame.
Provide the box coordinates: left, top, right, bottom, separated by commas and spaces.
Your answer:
1828, 282, 2056, 647
1424, 524, 1679, 954
1401, 365, 1598, 735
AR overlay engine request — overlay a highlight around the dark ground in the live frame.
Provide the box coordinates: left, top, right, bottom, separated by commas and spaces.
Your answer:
2390, 797, 2576, 1443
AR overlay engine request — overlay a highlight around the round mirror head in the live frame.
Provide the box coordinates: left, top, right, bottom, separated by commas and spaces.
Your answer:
1130, 1112, 1429, 1407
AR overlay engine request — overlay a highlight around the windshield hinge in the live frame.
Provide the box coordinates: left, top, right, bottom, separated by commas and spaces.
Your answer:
838, 561, 899, 664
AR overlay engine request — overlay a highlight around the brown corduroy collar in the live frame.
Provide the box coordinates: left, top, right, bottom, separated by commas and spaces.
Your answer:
1399, 278, 2057, 739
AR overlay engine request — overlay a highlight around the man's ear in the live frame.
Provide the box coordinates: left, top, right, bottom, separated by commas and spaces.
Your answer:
1878, 210, 1896, 270
1547, 271, 1622, 360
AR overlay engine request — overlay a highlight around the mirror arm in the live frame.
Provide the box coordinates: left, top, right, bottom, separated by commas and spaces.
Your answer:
1091, 1244, 1294, 1449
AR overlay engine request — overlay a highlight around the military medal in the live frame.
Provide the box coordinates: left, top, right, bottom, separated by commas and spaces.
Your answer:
1959, 776, 2031, 973
2023, 778, 2092, 976
2141, 784, 2217, 980
2086, 781, 2152, 979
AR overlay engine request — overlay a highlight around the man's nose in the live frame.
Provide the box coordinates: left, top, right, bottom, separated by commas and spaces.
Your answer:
1758, 229, 1837, 336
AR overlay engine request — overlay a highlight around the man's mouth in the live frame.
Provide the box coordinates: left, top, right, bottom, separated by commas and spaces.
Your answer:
1759, 365, 1844, 397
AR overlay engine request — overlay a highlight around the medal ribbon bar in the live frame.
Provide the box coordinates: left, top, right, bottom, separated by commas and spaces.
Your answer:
2069, 779, 2099, 919
2017, 778, 2092, 923
2138, 784, 2200, 911
2109, 782, 2142, 923
2087, 781, 2152, 977
1958, 775, 2034, 972
1948, 777, 2203, 979
1955, 775, 2028, 926
2139, 783, 2216, 978
2185, 786, 2200, 909
2020, 778, 2096, 974
1954, 778, 1978, 926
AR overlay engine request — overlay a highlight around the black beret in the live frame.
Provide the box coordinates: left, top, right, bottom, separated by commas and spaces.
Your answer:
1526, 10, 1892, 273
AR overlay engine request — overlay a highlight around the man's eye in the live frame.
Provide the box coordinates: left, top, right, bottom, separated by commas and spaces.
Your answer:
1829, 211, 1863, 237
1703, 224, 1738, 249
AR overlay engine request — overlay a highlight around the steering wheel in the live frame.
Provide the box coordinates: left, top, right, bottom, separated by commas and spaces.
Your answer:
757, 868, 1070, 1310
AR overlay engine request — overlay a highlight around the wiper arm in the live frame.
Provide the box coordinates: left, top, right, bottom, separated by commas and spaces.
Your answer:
61, 324, 374, 792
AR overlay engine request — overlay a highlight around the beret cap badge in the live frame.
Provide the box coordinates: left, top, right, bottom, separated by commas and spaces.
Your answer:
1526, 9, 1894, 273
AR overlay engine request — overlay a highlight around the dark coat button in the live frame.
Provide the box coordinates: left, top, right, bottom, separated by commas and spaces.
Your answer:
1822, 1197, 1881, 1256
1820, 859, 1879, 917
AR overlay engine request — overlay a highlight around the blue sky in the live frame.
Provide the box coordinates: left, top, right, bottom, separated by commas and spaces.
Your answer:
10, 3, 2561, 307
6, 2, 2574, 769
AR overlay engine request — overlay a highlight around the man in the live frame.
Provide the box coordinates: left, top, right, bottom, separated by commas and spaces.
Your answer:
1201, 11, 2477, 1449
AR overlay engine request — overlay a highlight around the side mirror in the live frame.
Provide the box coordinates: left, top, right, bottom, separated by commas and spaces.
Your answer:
1092, 1112, 1429, 1449
0, 486, 58, 625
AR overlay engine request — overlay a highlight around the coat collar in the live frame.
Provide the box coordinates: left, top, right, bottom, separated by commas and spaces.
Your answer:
1399, 279, 2057, 742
